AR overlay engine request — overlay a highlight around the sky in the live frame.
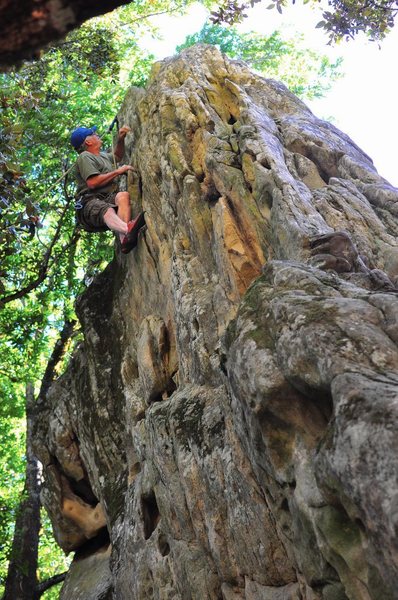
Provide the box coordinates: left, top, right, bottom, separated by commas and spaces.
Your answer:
138, 1, 398, 187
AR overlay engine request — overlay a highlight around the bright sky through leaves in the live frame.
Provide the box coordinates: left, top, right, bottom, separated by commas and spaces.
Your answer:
139, 1, 398, 187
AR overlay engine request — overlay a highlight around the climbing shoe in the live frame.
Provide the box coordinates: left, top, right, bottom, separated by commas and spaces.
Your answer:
121, 212, 146, 254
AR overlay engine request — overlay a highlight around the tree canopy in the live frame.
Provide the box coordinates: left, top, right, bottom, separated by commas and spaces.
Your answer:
210, 0, 398, 42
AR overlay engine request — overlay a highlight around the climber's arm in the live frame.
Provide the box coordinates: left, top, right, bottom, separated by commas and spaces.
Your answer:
113, 125, 131, 162
86, 165, 134, 189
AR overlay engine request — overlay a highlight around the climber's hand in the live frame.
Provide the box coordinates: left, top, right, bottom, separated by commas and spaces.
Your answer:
118, 126, 131, 140
117, 165, 135, 176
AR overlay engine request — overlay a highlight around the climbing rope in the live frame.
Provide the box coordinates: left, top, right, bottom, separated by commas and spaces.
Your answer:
107, 115, 119, 171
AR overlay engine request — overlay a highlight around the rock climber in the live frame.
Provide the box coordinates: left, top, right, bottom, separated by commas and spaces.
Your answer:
70, 125, 145, 254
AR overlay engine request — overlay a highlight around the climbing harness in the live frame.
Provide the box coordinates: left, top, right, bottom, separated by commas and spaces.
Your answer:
74, 197, 84, 211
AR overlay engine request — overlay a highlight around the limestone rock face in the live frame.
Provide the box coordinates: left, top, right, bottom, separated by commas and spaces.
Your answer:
33, 46, 398, 600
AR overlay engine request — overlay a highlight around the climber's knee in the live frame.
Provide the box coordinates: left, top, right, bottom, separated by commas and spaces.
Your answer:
115, 191, 130, 209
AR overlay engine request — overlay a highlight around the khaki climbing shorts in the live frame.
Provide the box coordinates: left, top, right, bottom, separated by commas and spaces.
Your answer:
75, 192, 118, 233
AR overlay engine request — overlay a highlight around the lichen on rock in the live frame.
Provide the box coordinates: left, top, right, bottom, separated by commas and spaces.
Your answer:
34, 45, 398, 600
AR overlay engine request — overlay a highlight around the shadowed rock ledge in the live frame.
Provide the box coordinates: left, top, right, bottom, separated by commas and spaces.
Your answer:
0, 0, 128, 68
33, 45, 398, 600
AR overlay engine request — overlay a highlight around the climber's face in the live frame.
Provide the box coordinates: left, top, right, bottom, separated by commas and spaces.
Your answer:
85, 132, 102, 152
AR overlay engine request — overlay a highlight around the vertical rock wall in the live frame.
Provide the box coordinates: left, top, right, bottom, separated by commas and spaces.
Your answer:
34, 46, 398, 600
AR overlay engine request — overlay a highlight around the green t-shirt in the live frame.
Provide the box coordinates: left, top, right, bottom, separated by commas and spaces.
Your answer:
75, 151, 117, 196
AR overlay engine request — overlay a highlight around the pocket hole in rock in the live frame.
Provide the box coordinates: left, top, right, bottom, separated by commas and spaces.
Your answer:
158, 533, 170, 556
75, 527, 110, 560
142, 490, 160, 540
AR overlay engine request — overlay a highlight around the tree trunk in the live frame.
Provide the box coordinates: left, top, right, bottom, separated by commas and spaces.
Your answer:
2, 383, 41, 600
3, 319, 75, 600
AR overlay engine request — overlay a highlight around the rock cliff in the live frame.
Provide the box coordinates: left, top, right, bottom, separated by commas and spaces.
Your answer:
34, 45, 398, 600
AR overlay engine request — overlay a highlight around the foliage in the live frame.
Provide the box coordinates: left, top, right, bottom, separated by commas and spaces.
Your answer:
177, 23, 343, 100
209, 0, 398, 42
0, 418, 25, 590
316, 0, 398, 42
42, 582, 64, 600
38, 511, 71, 600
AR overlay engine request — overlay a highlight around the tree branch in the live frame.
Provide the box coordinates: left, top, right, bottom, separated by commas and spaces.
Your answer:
0, 369, 19, 383
127, 6, 186, 23
0, 222, 80, 306
34, 572, 67, 598
37, 319, 77, 402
